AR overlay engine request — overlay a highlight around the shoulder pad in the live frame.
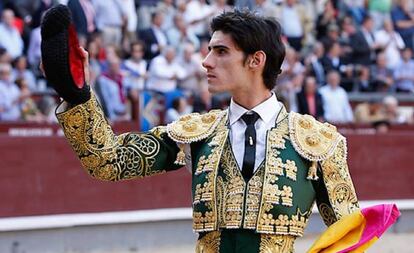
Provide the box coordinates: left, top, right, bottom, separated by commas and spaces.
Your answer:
288, 112, 345, 161
167, 109, 226, 143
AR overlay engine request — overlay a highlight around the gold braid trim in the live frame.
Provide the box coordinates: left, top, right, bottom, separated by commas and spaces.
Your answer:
167, 110, 226, 143
56, 93, 163, 181
288, 112, 344, 162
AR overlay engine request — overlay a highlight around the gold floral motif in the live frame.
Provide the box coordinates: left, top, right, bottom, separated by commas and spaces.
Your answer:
196, 231, 221, 253
319, 140, 359, 221
259, 234, 295, 253
257, 209, 310, 236
56, 93, 163, 181
318, 203, 337, 226
244, 168, 264, 229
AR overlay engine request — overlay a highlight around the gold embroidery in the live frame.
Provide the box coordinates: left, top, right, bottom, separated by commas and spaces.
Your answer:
288, 112, 343, 161
281, 186, 293, 207
320, 140, 359, 221
258, 209, 310, 236
284, 160, 297, 181
56, 94, 163, 181
167, 110, 225, 143
244, 168, 265, 229
259, 234, 294, 253
196, 231, 221, 253
318, 203, 337, 226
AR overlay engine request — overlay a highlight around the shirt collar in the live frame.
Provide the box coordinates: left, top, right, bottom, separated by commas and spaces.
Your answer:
229, 92, 280, 126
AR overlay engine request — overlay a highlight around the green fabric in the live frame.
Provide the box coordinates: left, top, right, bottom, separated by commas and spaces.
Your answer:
218, 229, 261, 253
368, 0, 392, 12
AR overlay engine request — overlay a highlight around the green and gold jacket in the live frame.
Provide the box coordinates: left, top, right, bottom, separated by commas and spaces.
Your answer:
56, 94, 359, 239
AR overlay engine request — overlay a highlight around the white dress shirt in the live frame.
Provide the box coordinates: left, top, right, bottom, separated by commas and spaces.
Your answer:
229, 93, 281, 172
319, 85, 353, 123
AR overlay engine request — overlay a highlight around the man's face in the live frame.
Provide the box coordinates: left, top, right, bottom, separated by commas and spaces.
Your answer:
202, 31, 250, 94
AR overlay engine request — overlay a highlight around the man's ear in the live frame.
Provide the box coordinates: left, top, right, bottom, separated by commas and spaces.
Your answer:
248, 50, 266, 69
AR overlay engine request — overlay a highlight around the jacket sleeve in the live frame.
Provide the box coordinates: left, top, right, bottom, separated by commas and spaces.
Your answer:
313, 140, 360, 226
56, 93, 182, 181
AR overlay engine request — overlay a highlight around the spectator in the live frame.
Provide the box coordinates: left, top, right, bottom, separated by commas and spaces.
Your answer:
0, 63, 22, 121
146, 46, 186, 93
319, 70, 354, 123
211, 0, 232, 17
316, 0, 338, 40
349, 15, 379, 66
14, 77, 46, 122
391, 0, 414, 50
122, 41, 147, 91
354, 99, 386, 124
178, 43, 203, 95
86, 38, 102, 85
394, 47, 414, 92
139, 11, 168, 61
165, 96, 190, 123
183, 0, 214, 41
97, 56, 128, 121
321, 41, 345, 74
0, 9, 24, 59
343, 0, 366, 24
167, 14, 200, 53
11, 56, 37, 91
296, 76, 325, 121
320, 23, 340, 50
156, 0, 176, 32
67, 0, 96, 39
375, 18, 405, 70
276, 0, 313, 51
92, 0, 126, 46
355, 66, 372, 92
27, 25, 42, 75
370, 52, 394, 92
254, 0, 278, 18
368, 0, 392, 30
382, 95, 411, 123
120, 0, 138, 45
305, 42, 325, 86
14, 0, 57, 29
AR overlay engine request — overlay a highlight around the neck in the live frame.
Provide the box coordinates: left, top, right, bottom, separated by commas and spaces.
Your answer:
232, 86, 272, 110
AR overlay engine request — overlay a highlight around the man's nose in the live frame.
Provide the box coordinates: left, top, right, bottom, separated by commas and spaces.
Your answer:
202, 52, 214, 69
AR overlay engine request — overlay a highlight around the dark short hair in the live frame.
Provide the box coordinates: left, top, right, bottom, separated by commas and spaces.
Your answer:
210, 10, 285, 90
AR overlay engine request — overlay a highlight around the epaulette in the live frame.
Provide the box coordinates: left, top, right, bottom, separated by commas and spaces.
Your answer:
288, 112, 345, 162
167, 109, 226, 143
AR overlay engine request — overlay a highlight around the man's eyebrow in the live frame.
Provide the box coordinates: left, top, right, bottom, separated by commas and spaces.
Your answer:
208, 45, 230, 51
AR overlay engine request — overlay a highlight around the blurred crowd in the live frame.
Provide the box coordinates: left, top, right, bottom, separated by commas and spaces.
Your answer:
0, 0, 413, 129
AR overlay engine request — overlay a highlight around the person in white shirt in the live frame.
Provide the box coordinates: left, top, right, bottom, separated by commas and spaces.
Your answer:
146, 46, 186, 93
0, 63, 22, 121
0, 9, 24, 59
122, 41, 147, 91
375, 18, 405, 70
319, 70, 354, 123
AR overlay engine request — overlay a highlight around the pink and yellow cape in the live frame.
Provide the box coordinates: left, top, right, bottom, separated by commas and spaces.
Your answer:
308, 204, 400, 253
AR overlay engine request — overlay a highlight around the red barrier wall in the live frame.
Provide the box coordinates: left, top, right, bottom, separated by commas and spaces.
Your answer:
0, 123, 413, 218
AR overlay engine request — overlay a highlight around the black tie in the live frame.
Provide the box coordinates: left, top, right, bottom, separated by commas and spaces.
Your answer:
241, 112, 260, 181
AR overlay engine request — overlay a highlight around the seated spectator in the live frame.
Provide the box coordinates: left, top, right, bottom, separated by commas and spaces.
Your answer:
316, 0, 338, 41
167, 14, 200, 53
304, 42, 325, 86
375, 18, 405, 70
156, 0, 176, 31
296, 76, 325, 121
394, 47, 414, 92
355, 66, 373, 92
11, 56, 37, 92
381, 95, 412, 124
177, 43, 203, 95
319, 70, 354, 123
254, 0, 278, 18
321, 41, 345, 74
165, 96, 191, 123
370, 52, 394, 92
14, 77, 46, 123
354, 99, 386, 124
373, 120, 391, 133
183, 0, 214, 41
122, 41, 147, 91
0, 63, 22, 121
97, 56, 128, 121
146, 46, 186, 94
0, 9, 24, 59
